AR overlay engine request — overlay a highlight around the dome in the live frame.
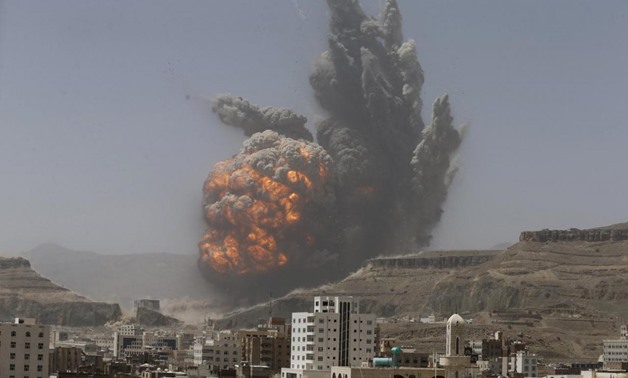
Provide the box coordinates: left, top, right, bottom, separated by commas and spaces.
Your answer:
447, 313, 464, 325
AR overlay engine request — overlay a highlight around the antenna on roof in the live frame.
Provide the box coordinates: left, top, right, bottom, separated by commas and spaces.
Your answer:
268, 292, 273, 318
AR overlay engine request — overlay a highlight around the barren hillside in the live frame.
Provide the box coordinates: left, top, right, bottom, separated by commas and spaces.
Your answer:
0, 257, 121, 326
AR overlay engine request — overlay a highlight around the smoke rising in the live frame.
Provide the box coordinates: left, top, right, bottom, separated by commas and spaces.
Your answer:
199, 0, 463, 297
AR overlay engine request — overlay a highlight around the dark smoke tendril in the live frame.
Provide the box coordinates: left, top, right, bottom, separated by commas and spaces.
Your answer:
200, 0, 463, 294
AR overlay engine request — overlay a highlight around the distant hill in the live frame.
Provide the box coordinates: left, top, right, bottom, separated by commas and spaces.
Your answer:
22, 244, 215, 309
0, 257, 121, 326
215, 222, 628, 360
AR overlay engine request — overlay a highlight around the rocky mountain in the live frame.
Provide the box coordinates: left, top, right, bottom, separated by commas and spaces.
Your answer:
215, 223, 628, 360
22, 244, 214, 309
0, 257, 121, 326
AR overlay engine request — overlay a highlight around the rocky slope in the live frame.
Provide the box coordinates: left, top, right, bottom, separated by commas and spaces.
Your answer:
216, 223, 628, 360
0, 257, 121, 326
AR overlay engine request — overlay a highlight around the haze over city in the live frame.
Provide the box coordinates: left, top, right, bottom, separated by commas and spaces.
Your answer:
1, 0, 627, 257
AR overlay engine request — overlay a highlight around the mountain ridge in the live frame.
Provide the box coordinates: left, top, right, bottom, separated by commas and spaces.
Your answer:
0, 256, 121, 326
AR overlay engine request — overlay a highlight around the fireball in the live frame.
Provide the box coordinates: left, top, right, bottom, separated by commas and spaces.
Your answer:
198, 131, 335, 278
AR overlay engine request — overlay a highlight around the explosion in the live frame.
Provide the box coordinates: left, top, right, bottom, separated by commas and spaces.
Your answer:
198, 0, 464, 296
198, 131, 336, 281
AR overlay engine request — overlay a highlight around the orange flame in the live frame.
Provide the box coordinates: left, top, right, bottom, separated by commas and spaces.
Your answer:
199, 137, 332, 276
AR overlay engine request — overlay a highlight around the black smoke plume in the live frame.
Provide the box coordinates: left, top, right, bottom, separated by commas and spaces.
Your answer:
200, 0, 463, 297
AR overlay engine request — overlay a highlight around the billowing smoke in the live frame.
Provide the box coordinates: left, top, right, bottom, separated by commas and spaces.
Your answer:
199, 0, 463, 297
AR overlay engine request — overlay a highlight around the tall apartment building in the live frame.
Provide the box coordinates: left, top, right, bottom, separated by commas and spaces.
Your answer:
282, 296, 376, 378
0, 318, 50, 378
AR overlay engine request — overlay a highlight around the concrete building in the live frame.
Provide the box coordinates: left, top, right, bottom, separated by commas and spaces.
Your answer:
50, 346, 82, 373
603, 338, 628, 364
0, 318, 50, 378
113, 332, 142, 359
238, 317, 291, 372
281, 296, 377, 378
331, 366, 447, 378
511, 350, 537, 377
194, 330, 241, 369
480, 332, 504, 361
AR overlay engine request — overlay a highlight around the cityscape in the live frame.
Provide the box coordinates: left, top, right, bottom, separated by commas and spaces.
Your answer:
1, 0, 627, 377
2, 295, 628, 378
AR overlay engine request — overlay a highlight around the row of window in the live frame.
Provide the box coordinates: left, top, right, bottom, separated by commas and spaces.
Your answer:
292, 318, 373, 326
8, 364, 44, 371
2, 331, 46, 337
291, 347, 373, 359
9, 353, 45, 360
2, 342, 45, 349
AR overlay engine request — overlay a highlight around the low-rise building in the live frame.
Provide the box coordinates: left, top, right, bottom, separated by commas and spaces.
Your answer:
511, 350, 537, 377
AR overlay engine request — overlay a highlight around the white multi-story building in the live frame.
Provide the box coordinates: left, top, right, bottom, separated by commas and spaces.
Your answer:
282, 296, 376, 378
0, 318, 50, 378
511, 350, 537, 377
603, 338, 628, 363
602, 325, 628, 366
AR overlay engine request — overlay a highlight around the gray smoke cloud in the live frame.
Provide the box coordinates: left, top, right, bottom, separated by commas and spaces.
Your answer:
201, 0, 463, 294
212, 95, 313, 141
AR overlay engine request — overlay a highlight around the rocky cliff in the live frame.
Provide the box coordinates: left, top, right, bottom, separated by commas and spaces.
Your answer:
365, 250, 500, 269
0, 257, 122, 326
520, 225, 628, 242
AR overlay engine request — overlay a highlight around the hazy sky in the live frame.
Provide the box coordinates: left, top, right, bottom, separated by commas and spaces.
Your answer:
0, 0, 626, 255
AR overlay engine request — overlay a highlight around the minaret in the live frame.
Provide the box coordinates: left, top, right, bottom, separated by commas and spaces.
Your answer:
440, 314, 470, 378
446, 313, 466, 356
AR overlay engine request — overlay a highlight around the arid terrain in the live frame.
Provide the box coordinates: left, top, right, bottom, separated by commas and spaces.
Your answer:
7, 223, 628, 360
215, 223, 628, 360
0, 257, 121, 326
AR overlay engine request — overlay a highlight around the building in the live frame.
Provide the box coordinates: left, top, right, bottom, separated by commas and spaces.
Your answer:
194, 330, 241, 369
511, 350, 537, 377
237, 317, 291, 373
480, 332, 504, 361
281, 296, 377, 378
331, 366, 447, 378
438, 314, 472, 378
50, 346, 82, 373
603, 338, 628, 364
0, 318, 50, 378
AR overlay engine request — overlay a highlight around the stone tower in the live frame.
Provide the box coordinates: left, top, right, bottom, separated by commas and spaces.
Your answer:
446, 313, 466, 356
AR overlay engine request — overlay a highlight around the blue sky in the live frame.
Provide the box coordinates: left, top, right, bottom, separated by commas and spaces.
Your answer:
0, 0, 626, 255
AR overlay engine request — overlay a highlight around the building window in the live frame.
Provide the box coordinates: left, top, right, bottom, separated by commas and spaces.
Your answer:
25, 342, 30, 349
24, 365, 30, 371
10, 364, 15, 370
25, 331, 31, 337
24, 354, 30, 360
10, 352, 15, 359
37, 366, 43, 372
11, 341, 16, 348
38, 343, 43, 349
38, 332, 44, 338
11, 331, 16, 337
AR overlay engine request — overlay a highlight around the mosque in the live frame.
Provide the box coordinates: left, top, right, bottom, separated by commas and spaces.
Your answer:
329, 314, 478, 378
